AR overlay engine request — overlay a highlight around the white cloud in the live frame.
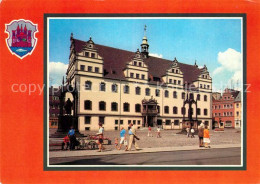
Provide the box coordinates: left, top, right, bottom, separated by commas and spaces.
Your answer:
49, 62, 68, 87
150, 53, 163, 58
213, 48, 242, 91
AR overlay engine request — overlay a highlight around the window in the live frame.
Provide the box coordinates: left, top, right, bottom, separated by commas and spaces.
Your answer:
85, 116, 91, 124
99, 116, 105, 124
84, 100, 92, 110
91, 53, 95, 58
128, 120, 131, 124
207, 85, 210, 89
219, 113, 221, 116
139, 62, 142, 67
85, 81, 92, 90
173, 91, 177, 98
204, 95, 207, 101
124, 103, 130, 112
182, 92, 185, 99
176, 69, 179, 73
197, 108, 201, 115
172, 69, 175, 73
200, 84, 202, 88
88, 66, 92, 72
142, 74, 145, 80
135, 104, 141, 112
236, 111, 239, 116
204, 109, 208, 116
95, 67, 99, 73
205, 121, 209, 126
181, 107, 186, 115
133, 120, 136, 125
174, 80, 177, 84
111, 102, 118, 111
219, 105, 221, 109
136, 74, 140, 79
124, 85, 129, 94
190, 93, 194, 100
99, 101, 106, 111
169, 79, 172, 83
224, 112, 226, 116
189, 108, 194, 115
155, 89, 160, 97
134, 61, 137, 66
115, 120, 118, 124
204, 84, 206, 88
165, 120, 171, 125
164, 106, 169, 114
157, 106, 160, 113
178, 80, 181, 85
225, 121, 232, 127
230, 112, 233, 116
145, 88, 150, 96
165, 90, 169, 98
130, 73, 134, 78
85, 127, 90, 131
197, 94, 200, 101
120, 120, 123, 125
85, 52, 89, 57
173, 106, 178, 114
80, 65, 85, 71
236, 103, 239, 108
112, 84, 118, 93
100, 82, 106, 91
114, 127, 118, 130
174, 120, 179, 126
136, 87, 141, 95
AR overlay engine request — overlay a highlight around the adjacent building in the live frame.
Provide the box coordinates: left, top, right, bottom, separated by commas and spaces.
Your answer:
212, 88, 240, 128
234, 91, 242, 128
64, 30, 213, 131
49, 86, 60, 128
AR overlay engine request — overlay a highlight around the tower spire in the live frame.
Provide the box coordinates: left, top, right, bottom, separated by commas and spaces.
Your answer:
141, 25, 149, 58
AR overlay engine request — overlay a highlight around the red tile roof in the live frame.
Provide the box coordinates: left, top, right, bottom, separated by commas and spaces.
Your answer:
73, 38, 203, 84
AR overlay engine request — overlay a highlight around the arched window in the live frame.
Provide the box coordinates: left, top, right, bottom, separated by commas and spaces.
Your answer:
124, 85, 129, 94
84, 100, 92, 110
135, 104, 141, 112
99, 101, 106, 111
136, 87, 141, 95
100, 82, 106, 91
197, 94, 200, 101
173, 91, 177, 98
164, 106, 169, 114
165, 90, 169, 98
112, 84, 118, 93
190, 93, 194, 100
204, 95, 207, 101
145, 88, 150, 96
124, 103, 130, 112
182, 92, 185, 99
173, 106, 178, 114
111, 102, 118, 111
181, 107, 186, 115
85, 81, 92, 90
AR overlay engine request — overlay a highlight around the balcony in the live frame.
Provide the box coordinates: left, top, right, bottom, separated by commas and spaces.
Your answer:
142, 109, 158, 115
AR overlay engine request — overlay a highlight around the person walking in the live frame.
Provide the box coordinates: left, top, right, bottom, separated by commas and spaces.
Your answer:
126, 123, 140, 151
68, 126, 76, 150
61, 135, 70, 150
156, 126, 161, 138
190, 127, 195, 138
118, 127, 127, 150
203, 125, 211, 148
97, 123, 105, 152
147, 126, 153, 137
198, 124, 204, 147
186, 127, 190, 137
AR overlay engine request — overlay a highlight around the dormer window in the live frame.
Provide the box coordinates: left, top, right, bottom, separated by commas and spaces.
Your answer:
176, 69, 179, 73
85, 52, 89, 57
134, 61, 137, 66
139, 62, 142, 67
91, 53, 95, 58
172, 69, 175, 73
130, 73, 134, 78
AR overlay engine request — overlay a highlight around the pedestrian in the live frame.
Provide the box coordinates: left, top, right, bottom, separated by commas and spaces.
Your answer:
97, 123, 105, 152
118, 127, 128, 150
68, 126, 76, 150
198, 124, 204, 147
186, 127, 190, 137
203, 125, 211, 148
61, 135, 70, 150
148, 126, 152, 137
191, 127, 195, 138
114, 138, 119, 149
157, 126, 161, 138
126, 123, 140, 151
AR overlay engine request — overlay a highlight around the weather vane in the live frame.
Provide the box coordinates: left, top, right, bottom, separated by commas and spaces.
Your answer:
144, 25, 147, 36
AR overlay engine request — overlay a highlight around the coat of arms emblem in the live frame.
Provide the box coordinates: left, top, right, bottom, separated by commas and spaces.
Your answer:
5, 19, 38, 59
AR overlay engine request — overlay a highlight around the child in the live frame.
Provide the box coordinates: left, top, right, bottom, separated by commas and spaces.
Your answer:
203, 126, 211, 148
115, 138, 119, 150
61, 135, 70, 150
124, 139, 128, 151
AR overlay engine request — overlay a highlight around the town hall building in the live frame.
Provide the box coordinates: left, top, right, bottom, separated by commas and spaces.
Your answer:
64, 28, 213, 131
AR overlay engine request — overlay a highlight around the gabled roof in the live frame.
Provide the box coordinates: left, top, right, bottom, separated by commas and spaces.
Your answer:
73, 38, 203, 84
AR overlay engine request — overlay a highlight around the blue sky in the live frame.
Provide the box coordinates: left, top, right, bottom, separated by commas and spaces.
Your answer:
49, 18, 242, 91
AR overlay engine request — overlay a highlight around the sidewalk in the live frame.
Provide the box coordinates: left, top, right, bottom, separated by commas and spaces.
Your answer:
49, 144, 241, 158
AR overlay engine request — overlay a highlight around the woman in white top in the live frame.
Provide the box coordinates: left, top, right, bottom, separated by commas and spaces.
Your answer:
97, 123, 105, 152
